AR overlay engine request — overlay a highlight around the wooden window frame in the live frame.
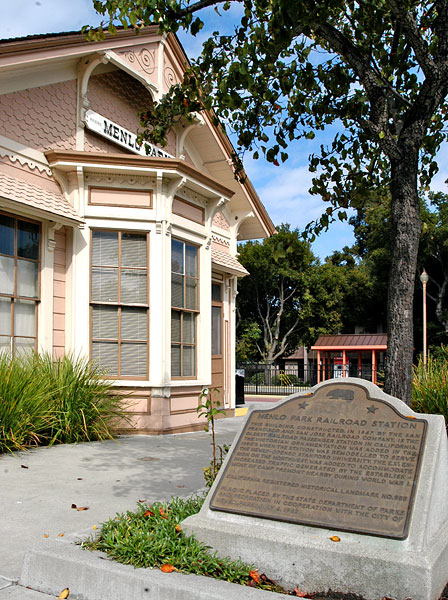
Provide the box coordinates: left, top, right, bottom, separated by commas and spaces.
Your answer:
90, 229, 150, 380
171, 238, 199, 379
211, 282, 223, 357
0, 211, 41, 354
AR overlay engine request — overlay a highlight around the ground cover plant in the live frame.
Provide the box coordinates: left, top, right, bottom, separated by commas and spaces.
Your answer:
81, 494, 288, 593
0, 352, 128, 453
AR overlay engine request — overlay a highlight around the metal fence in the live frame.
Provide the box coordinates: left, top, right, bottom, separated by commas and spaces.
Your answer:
238, 363, 385, 395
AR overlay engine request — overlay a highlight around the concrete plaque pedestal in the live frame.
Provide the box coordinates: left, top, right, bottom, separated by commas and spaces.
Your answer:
183, 379, 448, 600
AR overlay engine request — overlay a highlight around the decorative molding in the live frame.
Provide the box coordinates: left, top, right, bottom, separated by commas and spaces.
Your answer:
211, 233, 230, 247
205, 236, 212, 250
166, 223, 172, 237
0, 135, 52, 175
164, 66, 177, 89
0, 151, 53, 176
84, 172, 156, 188
120, 48, 155, 75
47, 222, 63, 252
155, 221, 162, 235
176, 186, 208, 208
213, 210, 231, 231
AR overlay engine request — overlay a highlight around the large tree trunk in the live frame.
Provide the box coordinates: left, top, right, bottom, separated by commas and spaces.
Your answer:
384, 153, 421, 405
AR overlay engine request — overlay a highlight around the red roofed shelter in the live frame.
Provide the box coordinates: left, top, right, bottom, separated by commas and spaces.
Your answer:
311, 334, 387, 385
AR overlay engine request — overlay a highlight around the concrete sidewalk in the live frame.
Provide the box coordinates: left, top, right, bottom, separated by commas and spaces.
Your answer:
0, 414, 253, 599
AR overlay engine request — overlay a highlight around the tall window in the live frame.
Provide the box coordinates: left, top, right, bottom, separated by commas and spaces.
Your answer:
0, 213, 40, 354
91, 230, 149, 378
171, 239, 199, 377
211, 283, 222, 356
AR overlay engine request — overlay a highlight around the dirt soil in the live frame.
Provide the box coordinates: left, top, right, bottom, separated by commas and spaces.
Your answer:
296, 582, 448, 600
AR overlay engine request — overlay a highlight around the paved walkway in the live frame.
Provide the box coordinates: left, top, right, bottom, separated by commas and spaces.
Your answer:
0, 411, 264, 599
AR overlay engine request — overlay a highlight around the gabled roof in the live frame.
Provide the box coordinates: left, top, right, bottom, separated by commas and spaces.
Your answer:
312, 334, 388, 351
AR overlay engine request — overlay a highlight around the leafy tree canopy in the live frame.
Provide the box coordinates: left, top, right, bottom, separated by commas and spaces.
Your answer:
85, 0, 448, 403
87, 0, 447, 228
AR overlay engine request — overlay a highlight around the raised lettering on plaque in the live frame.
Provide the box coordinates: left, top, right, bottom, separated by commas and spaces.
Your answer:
210, 382, 427, 539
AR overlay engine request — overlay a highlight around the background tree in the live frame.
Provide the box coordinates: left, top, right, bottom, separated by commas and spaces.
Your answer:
86, 0, 448, 404
419, 192, 448, 342
236, 225, 342, 363
324, 246, 386, 335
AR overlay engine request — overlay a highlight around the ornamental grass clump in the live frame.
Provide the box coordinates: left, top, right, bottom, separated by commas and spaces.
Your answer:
412, 348, 448, 427
35, 353, 128, 444
0, 352, 128, 453
0, 352, 53, 453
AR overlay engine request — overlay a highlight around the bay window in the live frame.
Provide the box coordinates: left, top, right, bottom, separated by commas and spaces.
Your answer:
91, 230, 149, 378
171, 239, 199, 378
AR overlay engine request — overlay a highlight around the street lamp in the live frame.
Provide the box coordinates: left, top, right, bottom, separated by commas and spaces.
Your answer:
420, 269, 429, 365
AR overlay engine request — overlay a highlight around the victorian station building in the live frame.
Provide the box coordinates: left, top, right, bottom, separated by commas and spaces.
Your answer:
0, 28, 274, 434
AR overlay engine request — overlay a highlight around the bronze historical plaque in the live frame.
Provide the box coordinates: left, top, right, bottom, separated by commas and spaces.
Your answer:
210, 382, 427, 539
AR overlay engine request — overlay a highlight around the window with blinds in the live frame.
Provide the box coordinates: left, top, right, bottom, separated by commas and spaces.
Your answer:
211, 283, 222, 356
91, 230, 149, 378
171, 239, 199, 378
0, 212, 40, 355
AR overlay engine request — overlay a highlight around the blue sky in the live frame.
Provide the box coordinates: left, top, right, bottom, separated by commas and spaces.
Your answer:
2, 0, 447, 259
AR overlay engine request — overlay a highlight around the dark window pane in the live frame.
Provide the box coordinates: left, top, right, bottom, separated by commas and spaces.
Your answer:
0, 215, 14, 256
18, 220, 39, 260
212, 283, 221, 302
171, 239, 184, 273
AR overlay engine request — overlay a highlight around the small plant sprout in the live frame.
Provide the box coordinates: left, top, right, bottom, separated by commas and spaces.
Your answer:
197, 387, 226, 477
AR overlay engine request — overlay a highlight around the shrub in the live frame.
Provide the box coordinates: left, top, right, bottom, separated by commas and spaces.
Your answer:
412, 351, 448, 426
249, 372, 265, 385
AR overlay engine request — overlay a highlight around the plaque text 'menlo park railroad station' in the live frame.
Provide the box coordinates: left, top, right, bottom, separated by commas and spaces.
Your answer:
210, 383, 427, 539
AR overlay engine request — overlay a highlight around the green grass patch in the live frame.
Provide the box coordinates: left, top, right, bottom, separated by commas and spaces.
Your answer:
81, 495, 289, 593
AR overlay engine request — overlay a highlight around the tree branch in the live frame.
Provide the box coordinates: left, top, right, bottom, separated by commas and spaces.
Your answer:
388, 0, 436, 77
